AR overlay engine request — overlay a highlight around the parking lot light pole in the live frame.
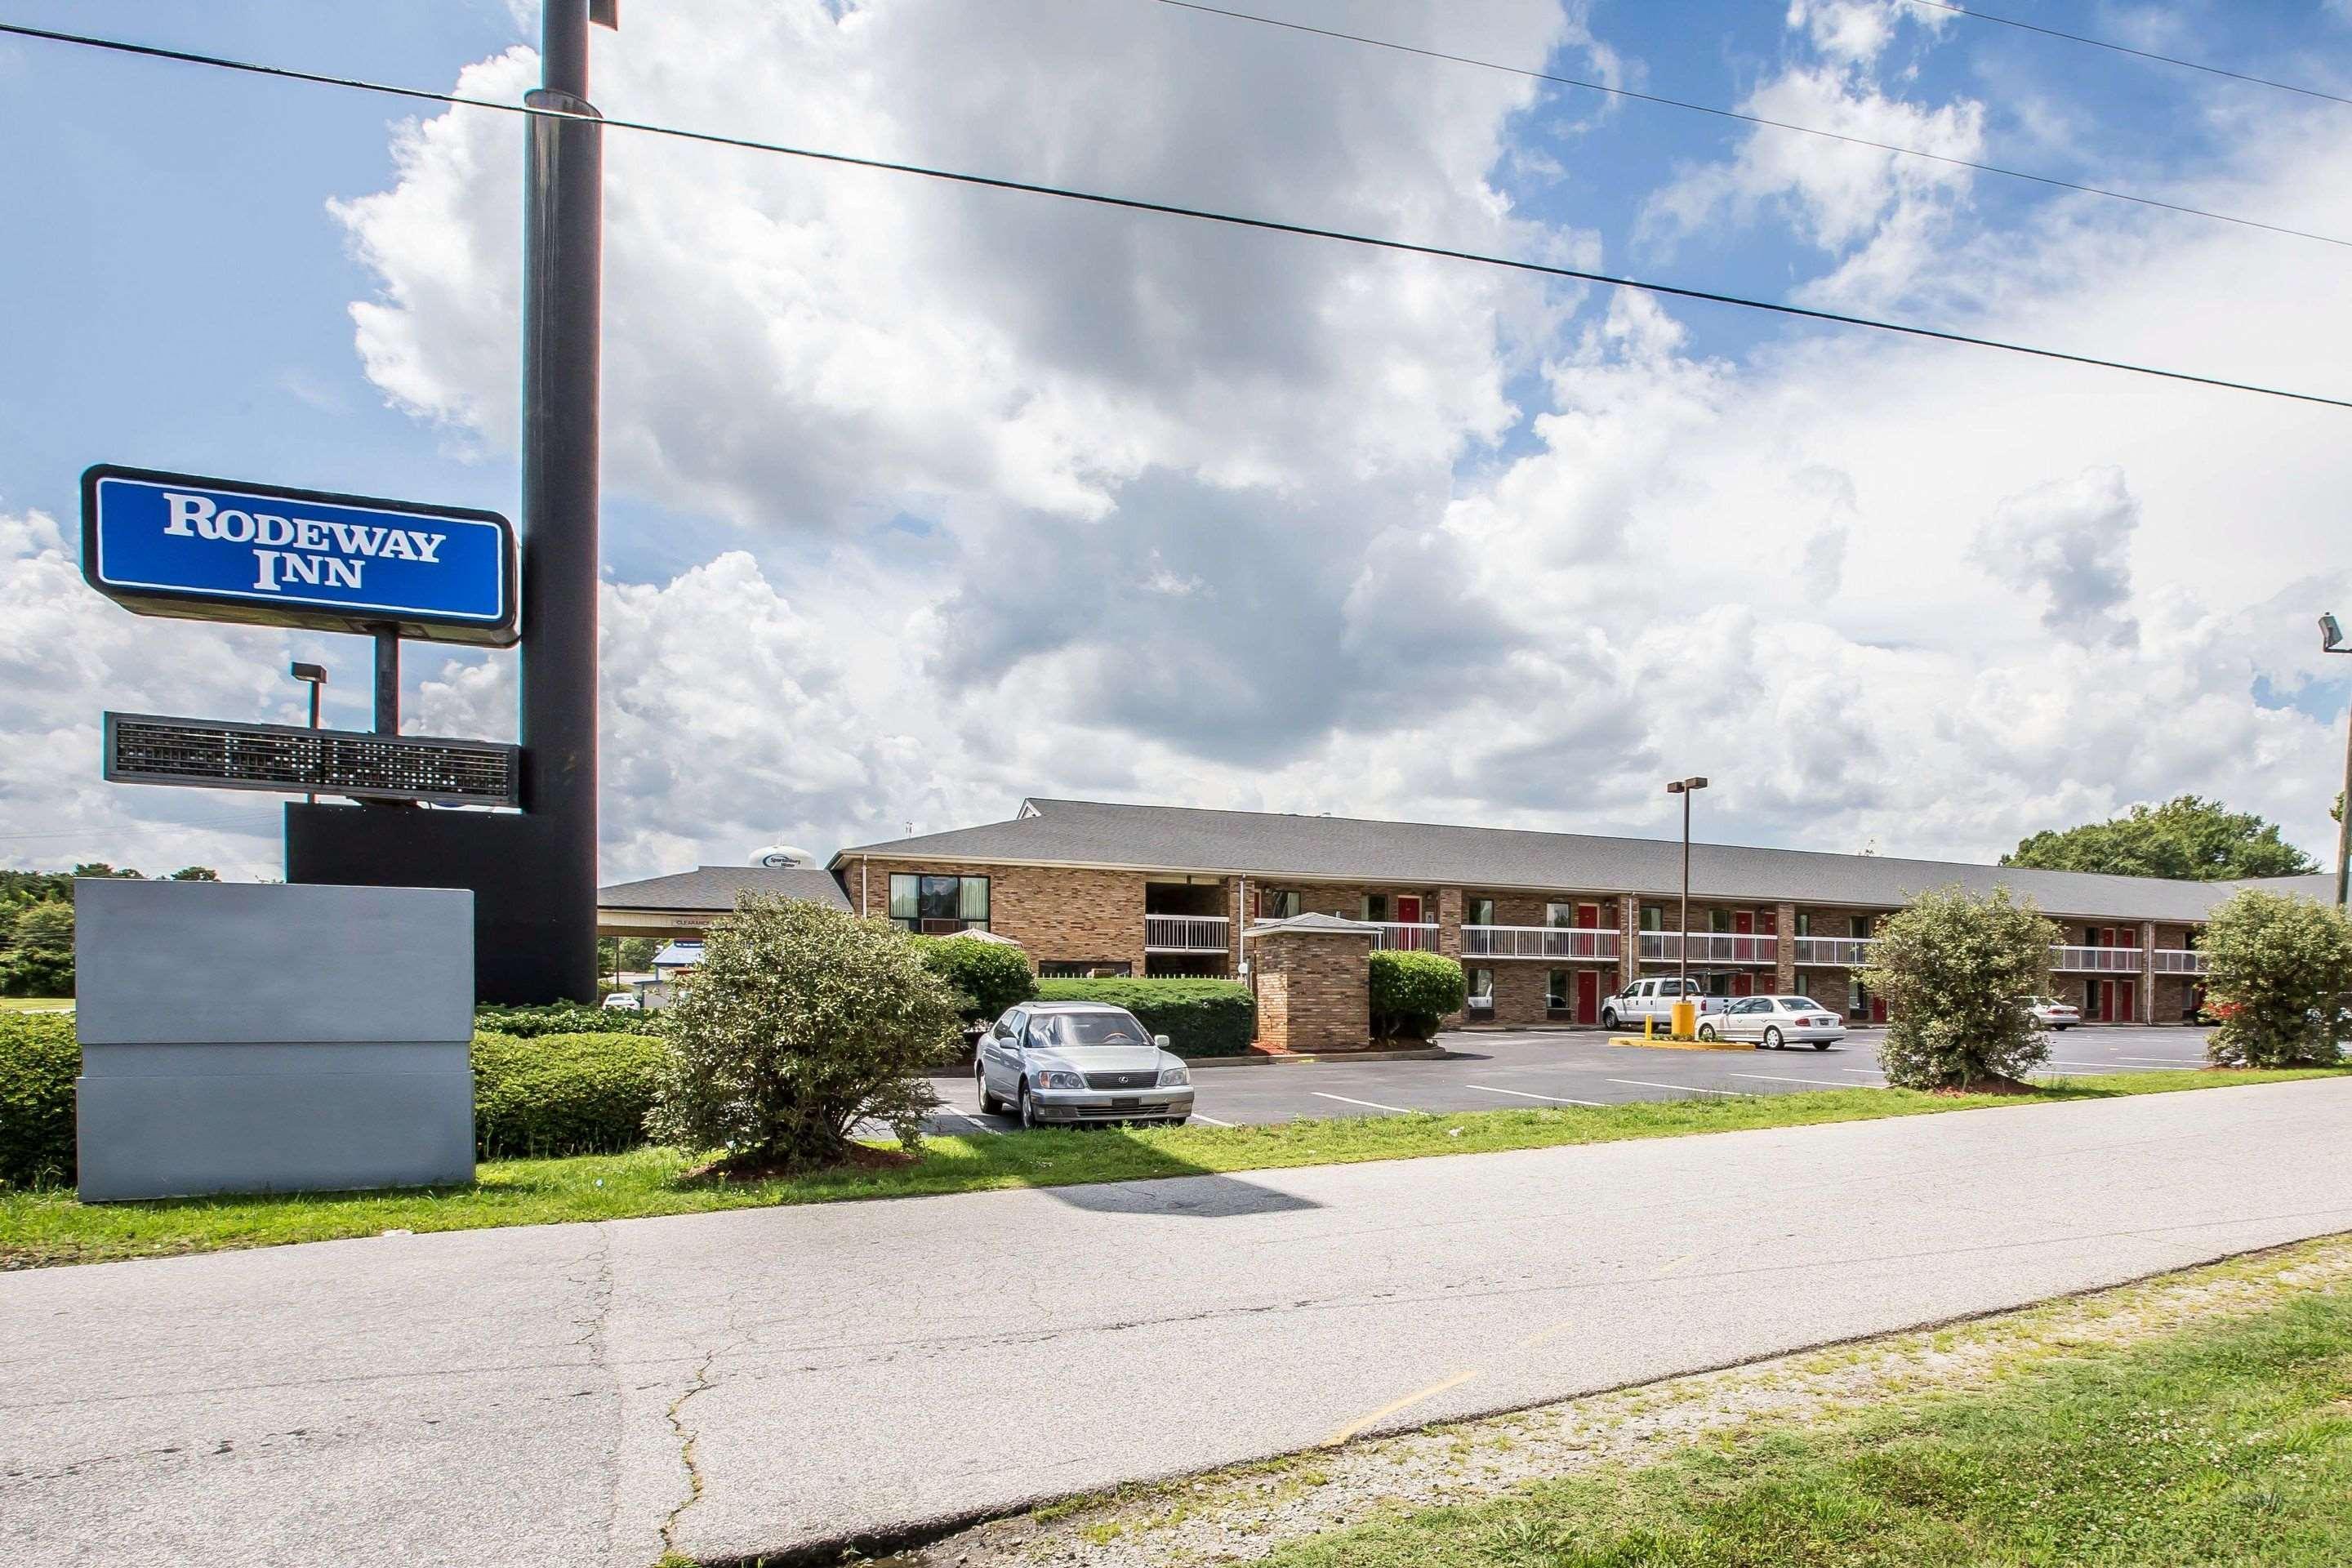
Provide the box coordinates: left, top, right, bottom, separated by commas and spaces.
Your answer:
1665, 777, 1709, 1003
2322, 615, 2351, 909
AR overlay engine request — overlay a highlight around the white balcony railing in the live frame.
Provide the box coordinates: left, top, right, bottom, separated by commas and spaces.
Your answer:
1637, 932, 1780, 965
1144, 913, 1230, 952
1460, 924, 1621, 961
2051, 944, 2142, 973
2151, 948, 2208, 975
1792, 935, 1876, 968
1369, 921, 1441, 952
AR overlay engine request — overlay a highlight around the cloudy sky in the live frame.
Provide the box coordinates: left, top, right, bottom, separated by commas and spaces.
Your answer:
5, 0, 2351, 883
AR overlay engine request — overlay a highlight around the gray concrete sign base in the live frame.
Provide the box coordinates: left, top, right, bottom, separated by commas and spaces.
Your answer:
4, 1079, 2350, 1566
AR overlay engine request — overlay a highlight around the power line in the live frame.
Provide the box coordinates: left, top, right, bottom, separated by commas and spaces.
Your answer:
2, 18, 2346, 412
1150, 0, 2352, 251
1900, 0, 2352, 109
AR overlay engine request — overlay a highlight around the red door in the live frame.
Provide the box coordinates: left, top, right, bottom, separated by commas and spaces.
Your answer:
1731, 971, 1753, 997
1396, 895, 1423, 924
1733, 909, 1754, 963
1575, 970, 1599, 1025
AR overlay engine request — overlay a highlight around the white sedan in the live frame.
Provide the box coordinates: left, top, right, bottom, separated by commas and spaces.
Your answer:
2026, 996, 2079, 1031
1698, 995, 1846, 1049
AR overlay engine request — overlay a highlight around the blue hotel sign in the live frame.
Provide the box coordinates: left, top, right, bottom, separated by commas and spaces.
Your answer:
82, 465, 518, 646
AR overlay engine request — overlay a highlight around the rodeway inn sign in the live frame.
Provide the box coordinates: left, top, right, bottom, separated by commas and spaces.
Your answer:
81, 465, 518, 646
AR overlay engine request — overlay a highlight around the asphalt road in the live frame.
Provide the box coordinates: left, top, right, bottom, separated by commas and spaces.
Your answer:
7, 1074, 2348, 1568
927, 1024, 2217, 1132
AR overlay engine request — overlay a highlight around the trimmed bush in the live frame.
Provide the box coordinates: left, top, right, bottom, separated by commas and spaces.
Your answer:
1370, 950, 1468, 1040
2201, 889, 2352, 1068
0, 1013, 78, 1188
474, 1000, 664, 1037
912, 935, 1036, 1025
471, 1030, 670, 1160
1032, 978, 1257, 1056
645, 897, 960, 1169
1862, 885, 2058, 1089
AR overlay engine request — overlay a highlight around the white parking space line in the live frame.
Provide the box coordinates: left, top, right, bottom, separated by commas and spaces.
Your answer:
1838, 1068, 1886, 1076
1312, 1091, 1419, 1115
1606, 1079, 1740, 1096
2117, 1056, 2200, 1063
1188, 1113, 1235, 1127
1464, 1084, 1606, 1107
1731, 1073, 1878, 1088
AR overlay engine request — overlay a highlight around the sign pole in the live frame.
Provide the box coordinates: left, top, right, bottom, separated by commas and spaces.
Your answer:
371, 625, 400, 737
519, 0, 609, 1001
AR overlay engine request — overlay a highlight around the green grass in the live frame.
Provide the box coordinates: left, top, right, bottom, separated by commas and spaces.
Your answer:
1258, 1284, 2352, 1567
0, 996, 72, 1012
0, 1068, 2336, 1268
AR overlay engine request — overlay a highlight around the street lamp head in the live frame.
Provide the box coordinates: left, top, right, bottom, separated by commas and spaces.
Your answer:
1665, 780, 1685, 795
1686, 776, 1710, 791
2322, 612, 2345, 654
289, 662, 327, 685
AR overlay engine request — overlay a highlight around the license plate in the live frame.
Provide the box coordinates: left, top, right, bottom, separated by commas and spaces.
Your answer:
1113, 1098, 1141, 1111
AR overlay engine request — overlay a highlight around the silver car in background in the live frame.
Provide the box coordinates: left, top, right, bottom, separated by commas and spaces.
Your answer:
2027, 996, 2080, 1031
1698, 995, 1846, 1049
975, 1001, 1195, 1128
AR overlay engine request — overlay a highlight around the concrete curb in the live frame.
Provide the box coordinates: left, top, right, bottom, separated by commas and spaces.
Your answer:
1605, 1035, 1759, 1054
1182, 1047, 1459, 1068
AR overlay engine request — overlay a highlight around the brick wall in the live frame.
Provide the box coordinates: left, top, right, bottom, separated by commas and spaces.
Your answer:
837, 857, 1147, 974
1253, 929, 1374, 1053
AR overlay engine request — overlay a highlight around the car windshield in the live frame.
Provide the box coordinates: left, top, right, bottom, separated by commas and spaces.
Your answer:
1029, 1011, 1152, 1049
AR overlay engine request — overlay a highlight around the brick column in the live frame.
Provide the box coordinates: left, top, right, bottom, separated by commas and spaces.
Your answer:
1247, 915, 1377, 1054
2137, 919, 2156, 1025
1437, 887, 1464, 958
1227, 876, 1245, 979
1775, 902, 1797, 993
1619, 896, 1640, 985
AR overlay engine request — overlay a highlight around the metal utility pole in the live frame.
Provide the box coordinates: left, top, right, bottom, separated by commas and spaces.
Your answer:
2323, 615, 2352, 908
519, 0, 614, 1000
1666, 776, 1708, 1002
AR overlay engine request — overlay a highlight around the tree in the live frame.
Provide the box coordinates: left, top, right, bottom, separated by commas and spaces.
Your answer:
2002, 795, 2315, 881
1861, 886, 2059, 1089
0, 901, 74, 998
167, 866, 220, 881
911, 935, 1036, 1027
69, 863, 143, 881
1370, 950, 1467, 1040
644, 895, 960, 1170
2199, 889, 2352, 1069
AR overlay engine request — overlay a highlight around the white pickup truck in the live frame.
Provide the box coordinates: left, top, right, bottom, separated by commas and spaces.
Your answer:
1600, 977, 1729, 1031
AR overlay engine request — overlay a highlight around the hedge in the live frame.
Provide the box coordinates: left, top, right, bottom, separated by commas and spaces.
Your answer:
474, 1001, 665, 1038
1031, 978, 1257, 1057
0, 1013, 78, 1188
471, 1030, 670, 1160
911, 935, 1037, 1025
1370, 949, 1468, 1040
0, 1021, 669, 1187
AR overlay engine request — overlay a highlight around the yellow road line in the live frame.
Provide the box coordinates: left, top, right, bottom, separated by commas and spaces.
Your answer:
1322, 1368, 1480, 1446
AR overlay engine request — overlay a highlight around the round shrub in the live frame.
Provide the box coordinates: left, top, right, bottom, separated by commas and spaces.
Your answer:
2201, 889, 2352, 1068
471, 1030, 670, 1160
1031, 978, 1257, 1055
1863, 885, 2057, 1089
1370, 950, 1468, 1041
912, 935, 1036, 1025
645, 896, 960, 1169
0, 1013, 78, 1188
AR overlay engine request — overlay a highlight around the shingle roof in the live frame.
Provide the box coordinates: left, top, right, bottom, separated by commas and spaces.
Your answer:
597, 865, 850, 914
835, 798, 2319, 924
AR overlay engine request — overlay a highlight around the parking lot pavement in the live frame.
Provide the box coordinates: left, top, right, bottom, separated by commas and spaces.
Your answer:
926, 1024, 2218, 1133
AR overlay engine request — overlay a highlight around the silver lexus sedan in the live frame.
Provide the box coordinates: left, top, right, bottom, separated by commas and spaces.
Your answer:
975, 1001, 1196, 1128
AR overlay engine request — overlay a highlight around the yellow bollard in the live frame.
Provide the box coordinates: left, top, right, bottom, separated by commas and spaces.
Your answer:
1670, 999, 1697, 1040
1642, 1016, 1655, 1040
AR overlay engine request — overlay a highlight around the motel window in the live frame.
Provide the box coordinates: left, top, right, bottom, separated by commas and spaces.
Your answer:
1546, 970, 1570, 1011
1363, 893, 1390, 922
1709, 909, 1733, 933
888, 873, 989, 933
1545, 902, 1575, 928
1795, 911, 1813, 938
1640, 903, 1664, 932
1261, 889, 1303, 920
1468, 897, 1495, 926
1466, 968, 1494, 1009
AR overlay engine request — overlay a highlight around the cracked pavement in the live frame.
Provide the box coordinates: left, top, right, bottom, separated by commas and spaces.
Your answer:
5, 1077, 2352, 1566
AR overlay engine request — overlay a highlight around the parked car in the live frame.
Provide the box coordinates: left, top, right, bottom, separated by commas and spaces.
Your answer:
976, 1001, 1195, 1128
601, 991, 643, 1011
1697, 995, 1845, 1049
2026, 996, 2078, 1031
1601, 977, 1730, 1031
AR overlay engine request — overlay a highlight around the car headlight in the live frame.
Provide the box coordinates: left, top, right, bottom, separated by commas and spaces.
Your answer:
1157, 1066, 1190, 1087
1036, 1069, 1085, 1089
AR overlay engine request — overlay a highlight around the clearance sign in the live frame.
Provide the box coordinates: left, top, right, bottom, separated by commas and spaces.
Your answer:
81, 465, 518, 646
